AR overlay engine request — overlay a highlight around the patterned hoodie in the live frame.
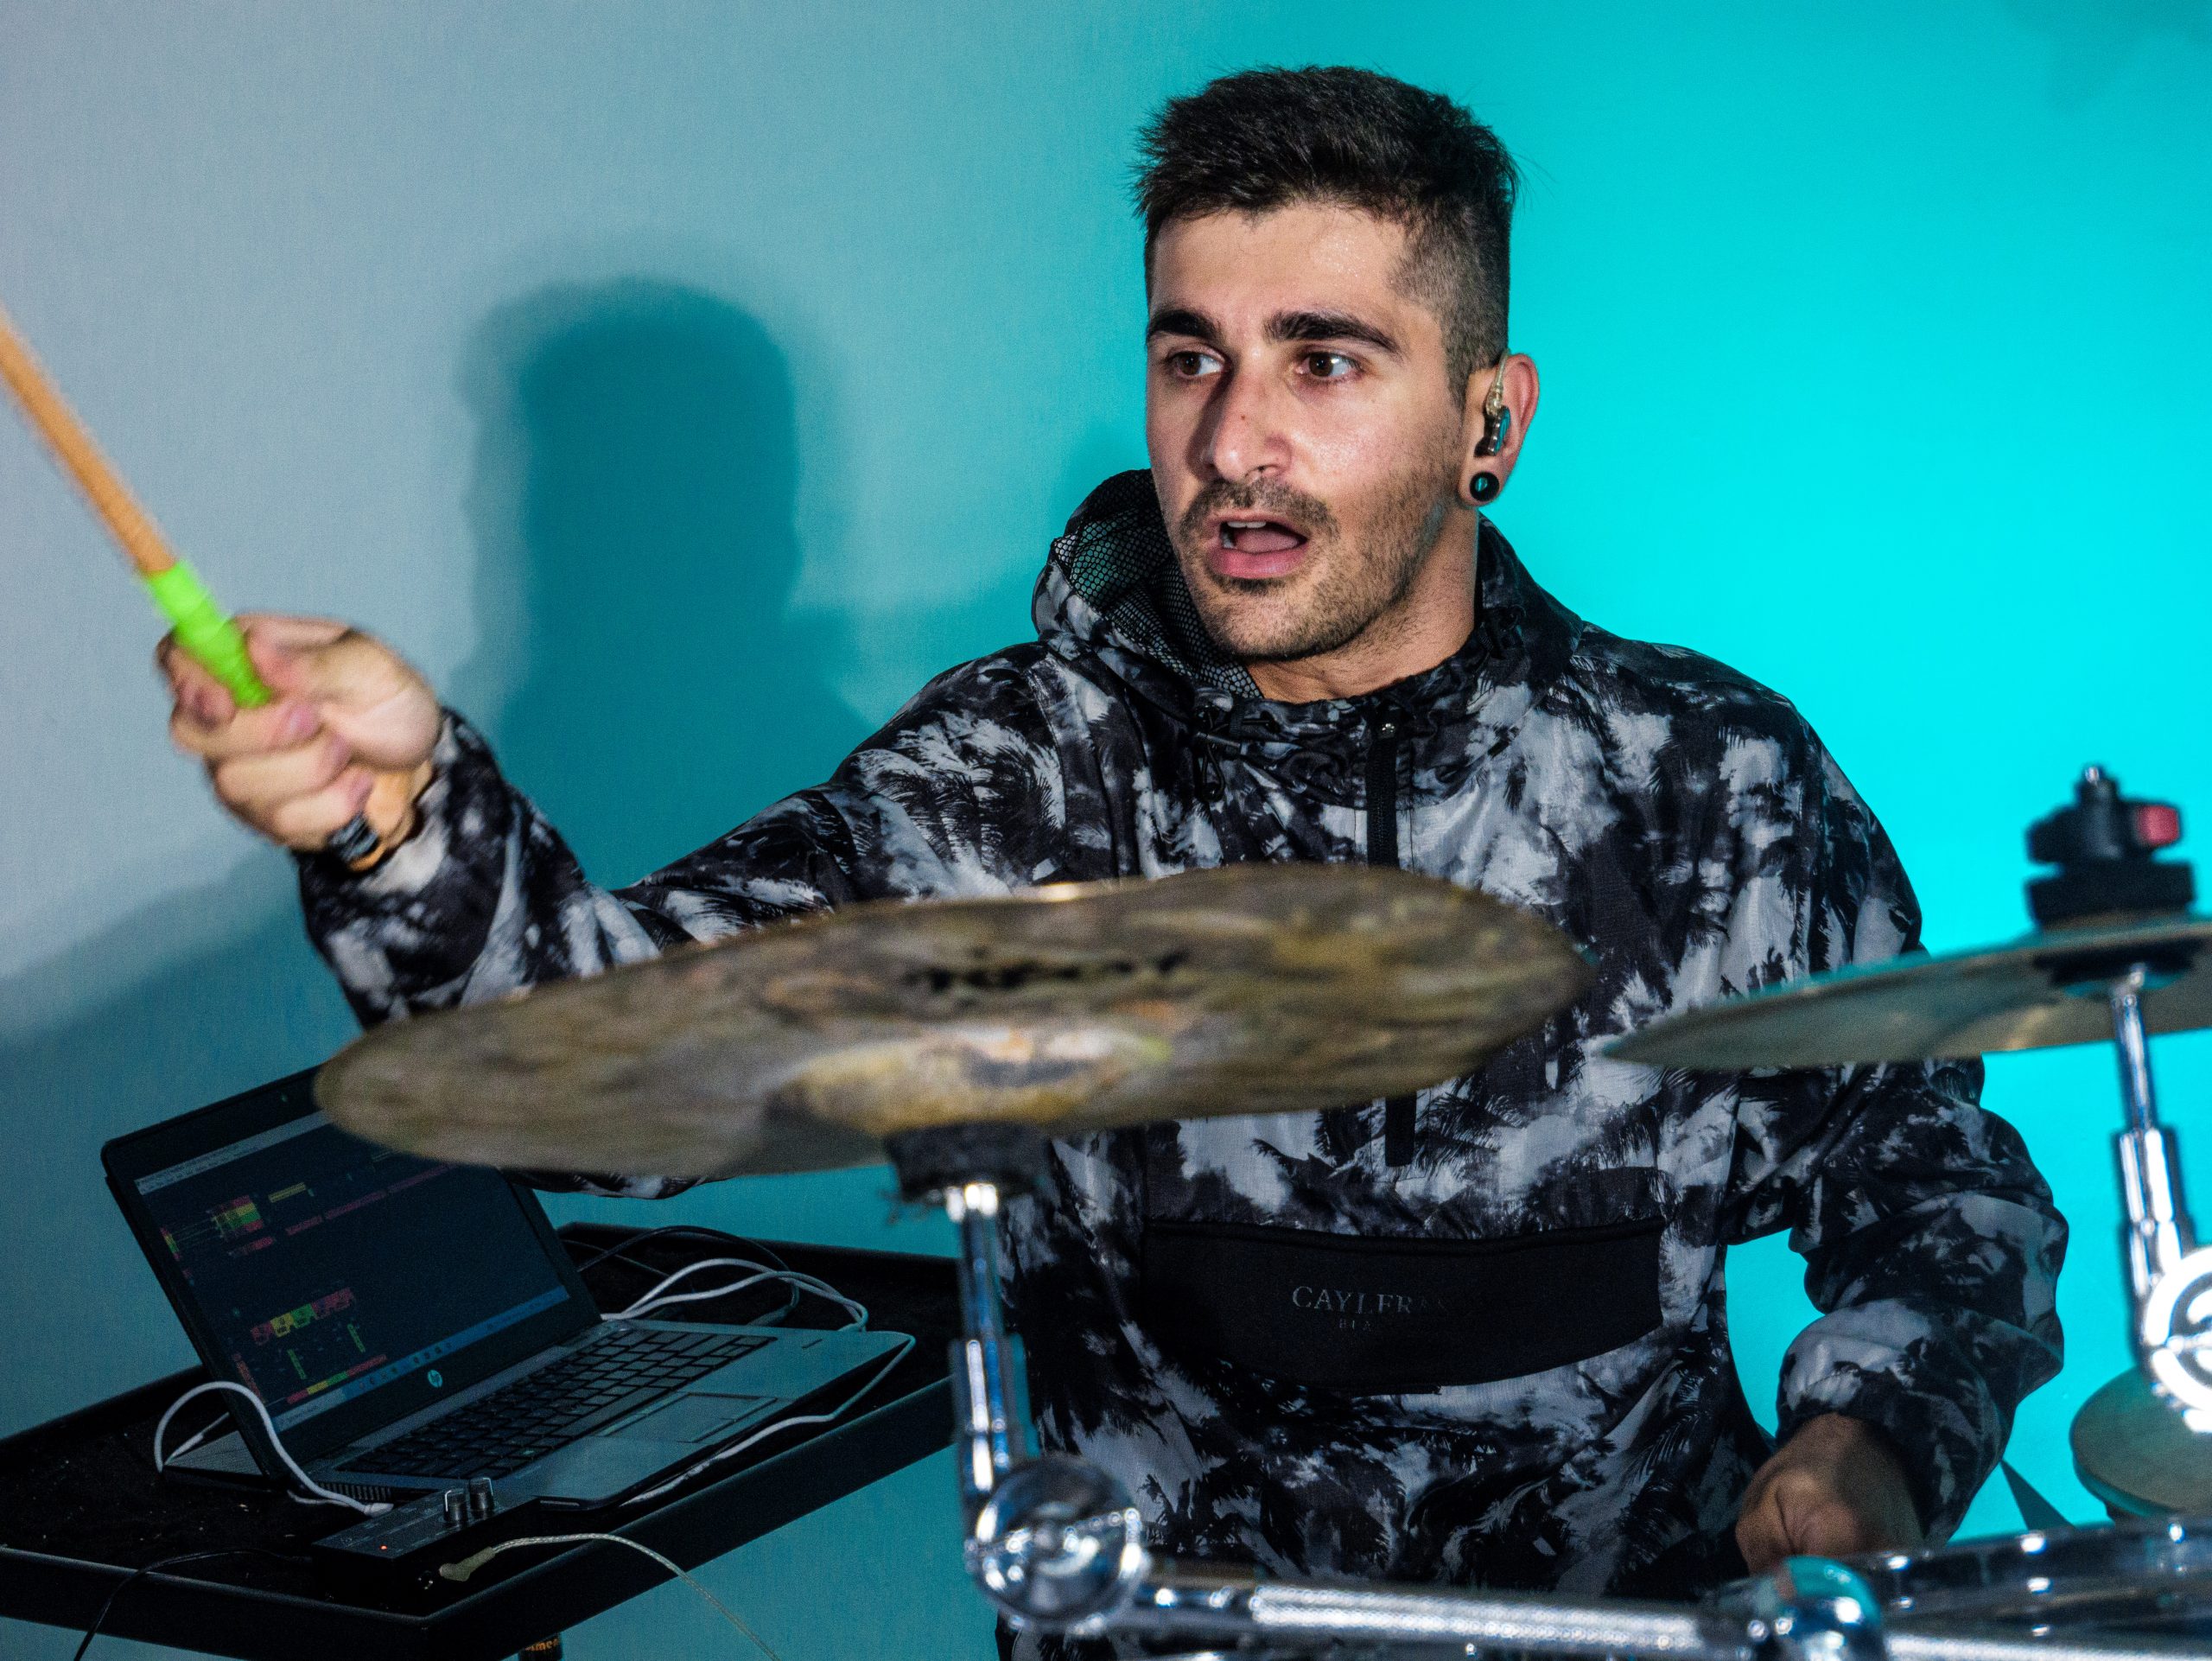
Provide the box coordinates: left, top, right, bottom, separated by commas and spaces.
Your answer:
302, 470, 2063, 1606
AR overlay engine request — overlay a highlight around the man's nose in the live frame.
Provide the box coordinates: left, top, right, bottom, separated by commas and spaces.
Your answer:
1202, 367, 1292, 483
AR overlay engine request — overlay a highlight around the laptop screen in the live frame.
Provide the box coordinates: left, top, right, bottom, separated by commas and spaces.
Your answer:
132, 1109, 573, 1435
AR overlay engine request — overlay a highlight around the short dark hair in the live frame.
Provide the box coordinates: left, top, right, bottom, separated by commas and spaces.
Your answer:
1135, 67, 1519, 387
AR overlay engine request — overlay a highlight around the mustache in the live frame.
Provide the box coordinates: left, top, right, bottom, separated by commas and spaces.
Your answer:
1177, 477, 1340, 544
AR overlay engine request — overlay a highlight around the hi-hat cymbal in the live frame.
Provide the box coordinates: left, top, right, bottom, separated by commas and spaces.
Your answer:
1606, 914, 2212, 1070
316, 864, 1592, 1180
2073, 1367, 2212, 1518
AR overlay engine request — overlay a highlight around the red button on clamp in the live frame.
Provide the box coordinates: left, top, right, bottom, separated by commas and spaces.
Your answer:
2134, 804, 2183, 849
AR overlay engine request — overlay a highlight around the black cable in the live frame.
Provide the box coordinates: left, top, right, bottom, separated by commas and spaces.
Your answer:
2001, 1459, 2072, 1531
73, 1549, 307, 1661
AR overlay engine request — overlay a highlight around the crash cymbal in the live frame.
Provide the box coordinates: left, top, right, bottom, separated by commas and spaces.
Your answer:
1605, 914, 2212, 1070
316, 863, 1591, 1180
2072, 1366, 2212, 1518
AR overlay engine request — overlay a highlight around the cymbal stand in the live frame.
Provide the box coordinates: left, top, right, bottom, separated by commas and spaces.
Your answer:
2027, 769, 2212, 1420
895, 1130, 2174, 1661
2108, 970, 2212, 1420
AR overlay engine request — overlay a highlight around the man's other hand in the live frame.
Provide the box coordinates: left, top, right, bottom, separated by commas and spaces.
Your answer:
1734, 1413, 1926, 1575
162, 615, 440, 854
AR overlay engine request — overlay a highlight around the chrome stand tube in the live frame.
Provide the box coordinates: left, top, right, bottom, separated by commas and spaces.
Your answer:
2111, 974, 2162, 1137
2111, 972, 2193, 1307
940, 1178, 1149, 1632
1114, 1561, 2185, 1661
944, 1180, 1024, 1512
1116, 1563, 1743, 1657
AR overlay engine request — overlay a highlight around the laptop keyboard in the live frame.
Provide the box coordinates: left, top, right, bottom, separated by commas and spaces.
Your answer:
350, 1325, 769, 1480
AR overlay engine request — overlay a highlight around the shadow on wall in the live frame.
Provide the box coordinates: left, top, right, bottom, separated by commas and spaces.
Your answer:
452, 279, 868, 882
0, 279, 871, 1431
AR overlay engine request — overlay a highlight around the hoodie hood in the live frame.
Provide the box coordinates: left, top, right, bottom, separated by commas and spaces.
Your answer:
1034, 468, 1260, 696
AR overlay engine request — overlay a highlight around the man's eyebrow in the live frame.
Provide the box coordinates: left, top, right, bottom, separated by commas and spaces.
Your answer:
1268, 310, 1401, 354
1145, 306, 1219, 343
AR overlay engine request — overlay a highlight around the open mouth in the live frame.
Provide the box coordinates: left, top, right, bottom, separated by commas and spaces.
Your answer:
1209, 516, 1311, 581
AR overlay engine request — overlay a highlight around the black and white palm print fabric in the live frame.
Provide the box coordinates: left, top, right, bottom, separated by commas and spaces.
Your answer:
301, 470, 2064, 1630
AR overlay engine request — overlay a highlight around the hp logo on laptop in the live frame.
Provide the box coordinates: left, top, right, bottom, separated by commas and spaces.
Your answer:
427, 1370, 443, 1389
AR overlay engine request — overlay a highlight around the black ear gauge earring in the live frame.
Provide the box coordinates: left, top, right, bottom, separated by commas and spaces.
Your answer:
1465, 360, 1510, 505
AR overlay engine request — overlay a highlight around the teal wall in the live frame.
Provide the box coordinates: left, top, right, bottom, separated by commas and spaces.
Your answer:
3, 3, 2207, 1657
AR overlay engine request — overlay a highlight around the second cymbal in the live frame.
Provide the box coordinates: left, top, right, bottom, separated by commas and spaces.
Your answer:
1607, 914, 2212, 1070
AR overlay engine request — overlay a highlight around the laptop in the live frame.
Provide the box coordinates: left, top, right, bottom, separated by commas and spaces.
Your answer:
104, 1068, 906, 1509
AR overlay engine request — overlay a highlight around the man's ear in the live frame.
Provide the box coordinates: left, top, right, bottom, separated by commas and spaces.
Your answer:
1458, 353, 1541, 509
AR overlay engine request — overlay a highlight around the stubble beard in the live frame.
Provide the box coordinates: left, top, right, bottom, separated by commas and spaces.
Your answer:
1171, 445, 1463, 668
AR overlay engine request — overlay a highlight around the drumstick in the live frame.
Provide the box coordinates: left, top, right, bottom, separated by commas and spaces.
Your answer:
1, 300, 386, 860
0, 302, 272, 708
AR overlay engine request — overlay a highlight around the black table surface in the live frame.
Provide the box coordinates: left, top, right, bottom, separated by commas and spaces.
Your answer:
0, 1229, 961, 1661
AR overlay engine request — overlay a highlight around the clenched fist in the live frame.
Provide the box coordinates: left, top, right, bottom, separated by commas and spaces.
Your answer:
1734, 1412, 1925, 1575
162, 615, 441, 857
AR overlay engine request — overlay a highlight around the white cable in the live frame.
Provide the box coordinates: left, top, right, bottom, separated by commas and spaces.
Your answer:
163, 1417, 221, 1463
616, 1259, 867, 1327
614, 1259, 868, 1329
617, 1257, 780, 1312
626, 1275, 866, 1328
620, 1333, 916, 1510
439, 1531, 780, 1661
155, 1380, 391, 1518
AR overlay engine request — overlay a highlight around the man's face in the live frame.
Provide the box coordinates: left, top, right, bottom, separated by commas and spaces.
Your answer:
1145, 202, 1469, 668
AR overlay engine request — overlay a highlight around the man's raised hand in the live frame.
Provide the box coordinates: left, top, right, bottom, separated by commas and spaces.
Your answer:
162, 615, 440, 856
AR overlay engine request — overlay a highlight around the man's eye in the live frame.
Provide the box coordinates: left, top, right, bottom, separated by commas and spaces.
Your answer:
1162, 349, 1219, 379
1303, 352, 1357, 381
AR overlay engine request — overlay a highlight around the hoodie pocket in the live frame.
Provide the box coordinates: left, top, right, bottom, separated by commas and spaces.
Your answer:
1139, 1213, 1663, 1394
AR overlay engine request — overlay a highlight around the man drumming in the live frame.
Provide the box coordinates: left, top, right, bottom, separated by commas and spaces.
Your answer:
162, 66, 2063, 1620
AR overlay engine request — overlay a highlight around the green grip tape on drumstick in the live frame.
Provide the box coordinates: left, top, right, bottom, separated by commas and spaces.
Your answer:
144, 561, 273, 709
145, 562, 380, 858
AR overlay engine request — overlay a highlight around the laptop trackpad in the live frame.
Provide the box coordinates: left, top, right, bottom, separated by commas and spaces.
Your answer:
611, 1392, 774, 1444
